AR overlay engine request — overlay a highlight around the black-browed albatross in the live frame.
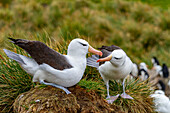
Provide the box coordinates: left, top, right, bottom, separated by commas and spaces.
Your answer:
151, 57, 162, 76
4, 38, 102, 94
87, 45, 133, 104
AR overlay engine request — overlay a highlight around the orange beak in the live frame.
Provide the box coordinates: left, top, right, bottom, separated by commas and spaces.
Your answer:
97, 54, 112, 62
88, 45, 103, 56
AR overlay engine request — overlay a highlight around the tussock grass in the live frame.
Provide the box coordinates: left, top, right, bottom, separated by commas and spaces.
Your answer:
0, 48, 33, 112
110, 78, 155, 113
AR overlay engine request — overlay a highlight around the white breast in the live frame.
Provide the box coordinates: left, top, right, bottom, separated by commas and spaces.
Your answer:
33, 55, 87, 87
99, 57, 133, 80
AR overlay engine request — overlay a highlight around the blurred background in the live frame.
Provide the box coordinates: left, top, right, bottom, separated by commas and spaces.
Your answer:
0, 0, 170, 112
0, 0, 169, 67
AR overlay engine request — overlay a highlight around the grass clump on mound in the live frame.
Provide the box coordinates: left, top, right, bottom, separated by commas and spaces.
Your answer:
13, 86, 114, 113
0, 49, 33, 112
109, 79, 154, 113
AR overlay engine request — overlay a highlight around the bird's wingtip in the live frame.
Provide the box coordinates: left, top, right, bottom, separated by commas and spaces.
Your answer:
3, 49, 11, 55
3, 49, 8, 53
8, 37, 16, 43
8, 37, 14, 40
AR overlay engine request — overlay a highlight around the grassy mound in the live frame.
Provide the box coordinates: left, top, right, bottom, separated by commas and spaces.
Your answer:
13, 83, 154, 113
13, 86, 113, 113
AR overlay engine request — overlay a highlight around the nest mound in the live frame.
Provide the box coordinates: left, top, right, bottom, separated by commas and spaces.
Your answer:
13, 86, 118, 113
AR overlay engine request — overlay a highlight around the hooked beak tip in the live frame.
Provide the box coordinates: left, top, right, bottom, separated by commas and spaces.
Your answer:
88, 45, 102, 56
99, 52, 103, 57
97, 54, 112, 62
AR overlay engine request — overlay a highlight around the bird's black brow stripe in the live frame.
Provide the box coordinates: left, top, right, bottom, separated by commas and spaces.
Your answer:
114, 57, 121, 60
79, 42, 87, 46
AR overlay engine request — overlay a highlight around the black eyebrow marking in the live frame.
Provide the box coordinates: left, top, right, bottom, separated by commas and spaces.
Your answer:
114, 57, 121, 60
79, 42, 87, 46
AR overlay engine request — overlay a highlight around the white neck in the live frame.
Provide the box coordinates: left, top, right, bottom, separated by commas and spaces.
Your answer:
66, 54, 87, 70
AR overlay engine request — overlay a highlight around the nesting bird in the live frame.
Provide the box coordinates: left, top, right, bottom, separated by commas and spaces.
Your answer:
156, 80, 166, 92
138, 69, 149, 81
131, 63, 138, 78
87, 45, 133, 104
4, 38, 102, 94
152, 57, 160, 66
150, 90, 170, 113
138, 62, 149, 81
168, 80, 170, 88
160, 64, 169, 78
151, 57, 162, 76
151, 57, 169, 78
139, 62, 148, 71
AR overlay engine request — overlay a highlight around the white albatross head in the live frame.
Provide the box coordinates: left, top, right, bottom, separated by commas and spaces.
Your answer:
139, 62, 148, 71
154, 90, 165, 95
97, 49, 126, 66
67, 38, 102, 57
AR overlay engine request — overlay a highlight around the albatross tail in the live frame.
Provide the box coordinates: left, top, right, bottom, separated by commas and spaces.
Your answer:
87, 55, 99, 69
3, 49, 26, 65
3, 49, 39, 75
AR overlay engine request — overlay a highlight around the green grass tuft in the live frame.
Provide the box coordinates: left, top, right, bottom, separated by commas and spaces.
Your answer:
0, 48, 33, 112
78, 78, 105, 95
109, 78, 155, 113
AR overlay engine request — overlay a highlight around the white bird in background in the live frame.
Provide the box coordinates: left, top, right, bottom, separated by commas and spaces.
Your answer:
87, 45, 133, 104
150, 90, 170, 113
138, 69, 149, 81
156, 80, 166, 92
139, 62, 148, 71
160, 64, 169, 78
151, 57, 160, 67
131, 63, 138, 78
138, 62, 149, 81
168, 80, 170, 88
4, 38, 102, 94
151, 57, 162, 76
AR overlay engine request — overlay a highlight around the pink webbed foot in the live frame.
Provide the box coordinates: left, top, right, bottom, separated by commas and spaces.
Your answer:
121, 93, 133, 99
106, 94, 120, 104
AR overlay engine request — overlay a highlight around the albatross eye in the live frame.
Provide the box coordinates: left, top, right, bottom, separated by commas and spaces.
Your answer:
79, 42, 87, 46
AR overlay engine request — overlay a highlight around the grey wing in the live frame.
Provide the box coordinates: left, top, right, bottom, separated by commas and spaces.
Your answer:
87, 55, 99, 69
8, 38, 73, 70
27, 41, 73, 70
87, 49, 112, 68
98, 45, 121, 52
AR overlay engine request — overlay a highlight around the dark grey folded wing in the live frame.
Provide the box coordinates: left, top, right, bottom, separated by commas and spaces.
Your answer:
98, 45, 121, 52
98, 45, 121, 66
99, 49, 111, 66
9, 38, 73, 70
